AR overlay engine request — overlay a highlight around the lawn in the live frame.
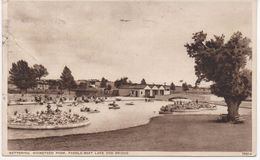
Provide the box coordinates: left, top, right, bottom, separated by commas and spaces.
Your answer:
8, 114, 252, 152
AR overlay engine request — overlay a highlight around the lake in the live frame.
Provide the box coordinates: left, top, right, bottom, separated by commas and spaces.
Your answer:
7, 97, 251, 140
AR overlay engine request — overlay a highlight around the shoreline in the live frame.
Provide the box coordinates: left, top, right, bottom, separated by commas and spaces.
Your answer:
8, 115, 160, 141
8, 110, 251, 141
9, 116, 157, 141
8, 114, 252, 152
7, 99, 252, 140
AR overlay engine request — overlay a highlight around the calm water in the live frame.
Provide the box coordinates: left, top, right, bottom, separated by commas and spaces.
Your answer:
7, 97, 251, 140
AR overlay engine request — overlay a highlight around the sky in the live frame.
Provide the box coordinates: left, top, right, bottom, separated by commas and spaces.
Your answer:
5, 0, 253, 87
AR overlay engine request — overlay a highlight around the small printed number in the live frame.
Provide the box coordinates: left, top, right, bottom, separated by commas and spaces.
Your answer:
242, 152, 252, 156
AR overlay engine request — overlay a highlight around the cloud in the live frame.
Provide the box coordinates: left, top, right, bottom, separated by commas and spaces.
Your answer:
6, 1, 253, 86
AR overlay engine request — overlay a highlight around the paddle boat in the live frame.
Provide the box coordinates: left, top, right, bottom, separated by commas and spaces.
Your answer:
145, 98, 154, 102
125, 102, 134, 105
109, 106, 120, 109
80, 106, 100, 113
108, 101, 120, 109
108, 101, 118, 106
115, 98, 122, 101
88, 109, 100, 113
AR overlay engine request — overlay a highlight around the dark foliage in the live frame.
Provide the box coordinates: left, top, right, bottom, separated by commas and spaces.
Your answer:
33, 64, 48, 80
170, 82, 176, 91
141, 78, 147, 85
184, 31, 252, 121
60, 66, 76, 92
182, 82, 189, 92
100, 77, 108, 88
114, 77, 130, 88
9, 60, 37, 92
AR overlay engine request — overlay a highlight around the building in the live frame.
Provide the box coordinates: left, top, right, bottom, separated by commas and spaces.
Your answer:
35, 80, 49, 90
118, 84, 170, 97
8, 79, 50, 91
86, 79, 101, 88
76, 79, 105, 89
73, 88, 103, 97
76, 80, 90, 86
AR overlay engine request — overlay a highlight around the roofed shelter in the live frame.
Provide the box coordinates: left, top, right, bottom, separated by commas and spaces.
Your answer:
118, 84, 170, 97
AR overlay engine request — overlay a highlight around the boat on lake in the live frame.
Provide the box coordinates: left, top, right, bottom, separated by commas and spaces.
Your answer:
109, 106, 120, 109
108, 101, 118, 106
115, 98, 122, 101
80, 106, 100, 113
125, 102, 134, 105
108, 101, 120, 109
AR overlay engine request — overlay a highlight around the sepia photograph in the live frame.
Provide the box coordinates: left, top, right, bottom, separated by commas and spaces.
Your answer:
2, 0, 257, 157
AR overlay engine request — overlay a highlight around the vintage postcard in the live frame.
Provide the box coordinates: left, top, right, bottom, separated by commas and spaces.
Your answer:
2, 0, 257, 156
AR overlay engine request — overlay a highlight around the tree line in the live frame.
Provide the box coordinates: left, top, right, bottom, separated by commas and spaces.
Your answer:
9, 60, 198, 95
9, 60, 76, 93
9, 31, 252, 122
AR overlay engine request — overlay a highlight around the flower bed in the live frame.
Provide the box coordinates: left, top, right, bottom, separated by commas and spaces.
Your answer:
8, 109, 89, 130
160, 101, 216, 113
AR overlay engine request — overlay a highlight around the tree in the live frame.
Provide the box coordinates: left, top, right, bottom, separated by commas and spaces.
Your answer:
60, 66, 76, 93
106, 84, 112, 90
128, 80, 133, 84
114, 80, 120, 88
187, 84, 193, 88
77, 82, 88, 90
170, 82, 176, 91
185, 31, 252, 121
9, 60, 37, 92
182, 82, 189, 92
33, 64, 48, 80
105, 84, 112, 95
141, 78, 147, 85
47, 79, 62, 90
114, 77, 130, 88
100, 77, 108, 88
122, 77, 129, 84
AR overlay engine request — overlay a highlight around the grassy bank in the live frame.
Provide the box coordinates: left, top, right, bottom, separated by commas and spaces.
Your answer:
208, 101, 252, 108
8, 114, 252, 152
